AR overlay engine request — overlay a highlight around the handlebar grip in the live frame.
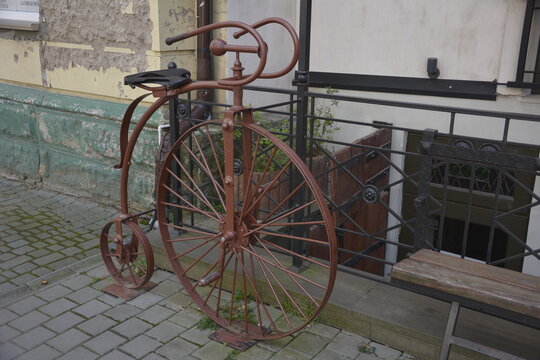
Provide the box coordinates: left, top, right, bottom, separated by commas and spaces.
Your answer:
165, 34, 188, 45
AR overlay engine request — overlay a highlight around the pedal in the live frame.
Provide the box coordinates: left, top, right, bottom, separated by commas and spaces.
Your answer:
198, 271, 221, 286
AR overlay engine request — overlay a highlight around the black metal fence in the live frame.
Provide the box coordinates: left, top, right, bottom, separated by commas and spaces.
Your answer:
170, 85, 540, 281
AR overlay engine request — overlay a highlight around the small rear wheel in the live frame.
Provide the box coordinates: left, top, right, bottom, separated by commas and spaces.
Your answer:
100, 219, 154, 288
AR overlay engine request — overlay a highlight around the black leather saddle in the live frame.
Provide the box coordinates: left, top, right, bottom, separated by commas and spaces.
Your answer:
124, 68, 191, 89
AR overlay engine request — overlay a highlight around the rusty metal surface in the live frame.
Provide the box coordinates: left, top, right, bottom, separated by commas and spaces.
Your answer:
102, 281, 157, 301
100, 219, 154, 289
103, 17, 337, 339
208, 328, 258, 351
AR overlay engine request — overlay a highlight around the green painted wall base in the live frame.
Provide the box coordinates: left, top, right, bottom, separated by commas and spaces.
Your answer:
0, 82, 166, 210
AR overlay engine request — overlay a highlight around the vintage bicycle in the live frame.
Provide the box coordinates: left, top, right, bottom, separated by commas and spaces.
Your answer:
100, 17, 337, 340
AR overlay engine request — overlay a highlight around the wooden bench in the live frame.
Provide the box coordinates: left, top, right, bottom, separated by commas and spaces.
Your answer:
391, 249, 540, 360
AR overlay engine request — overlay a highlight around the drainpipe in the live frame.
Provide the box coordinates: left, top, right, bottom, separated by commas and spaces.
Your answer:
191, 0, 213, 120
151, 0, 213, 229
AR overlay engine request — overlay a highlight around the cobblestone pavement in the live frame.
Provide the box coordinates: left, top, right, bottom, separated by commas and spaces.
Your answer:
0, 177, 419, 360
0, 176, 117, 296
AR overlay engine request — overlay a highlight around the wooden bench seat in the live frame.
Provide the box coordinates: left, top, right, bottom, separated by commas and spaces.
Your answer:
391, 249, 540, 360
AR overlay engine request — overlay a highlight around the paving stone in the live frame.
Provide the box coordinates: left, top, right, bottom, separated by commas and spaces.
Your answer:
0, 308, 19, 325
156, 338, 198, 359
57, 346, 99, 360
168, 309, 202, 329
9, 310, 50, 332
137, 305, 175, 325
12, 261, 38, 275
98, 293, 126, 306
315, 349, 354, 360
325, 331, 370, 359
12, 245, 34, 255
66, 287, 102, 304
47, 328, 91, 353
287, 332, 329, 356
120, 334, 162, 359
356, 353, 381, 360
35, 284, 73, 301
77, 314, 118, 336
397, 353, 421, 360
369, 341, 402, 360
180, 326, 213, 346
142, 353, 168, 360
128, 292, 164, 310
72, 299, 111, 318
101, 349, 137, 360
43, 311, 85, 333
259, 335, 294, 353
191, 340, 230, 360
270, 347, 311, 360
7, 295, 46, 315
145, 320, 186, 343
112, 317, 154, 338
0, 324, 21, 343
12, 326, 56, 350
160, 292, 192, 311
62, 274, 94, 290
12, 272, 38, 285
33, 252, 64, 266
14, 344, 61, 360
305, 322, 341, 339
151, 279, 182, 298
39, 298, 78, 317
235, 345, 273, 360
0, 341, 25, 360
83, 330, 127, 355
104, 304, 142, 322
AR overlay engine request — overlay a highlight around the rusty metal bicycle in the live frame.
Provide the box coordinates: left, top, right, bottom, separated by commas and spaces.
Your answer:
100, 17, 337, 340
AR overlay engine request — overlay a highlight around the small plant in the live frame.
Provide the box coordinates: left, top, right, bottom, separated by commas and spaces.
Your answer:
196, 315, 219, 331
358, 344, 376, 355
233, 290, 256, 303
281, 297, 318, 322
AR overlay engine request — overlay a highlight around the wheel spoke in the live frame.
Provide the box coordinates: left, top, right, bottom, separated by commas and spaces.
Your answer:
167, 157, 222, 219
191, 129, 227, 211
232, 249, 281, 335
245, 200, 317, 236
174, 233, 221, 260
258, 238, 330, 269
166, 234, 216, 243
164, 222, 218, 237
255, 237, 321, 307
203, 124, 226, 186
249, 244, 293, 329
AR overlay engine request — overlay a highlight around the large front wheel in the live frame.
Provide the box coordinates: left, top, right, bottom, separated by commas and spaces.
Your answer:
156, 120, 336, 339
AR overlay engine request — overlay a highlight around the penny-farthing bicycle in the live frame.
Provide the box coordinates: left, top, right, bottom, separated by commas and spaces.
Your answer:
100, 17, 337, 340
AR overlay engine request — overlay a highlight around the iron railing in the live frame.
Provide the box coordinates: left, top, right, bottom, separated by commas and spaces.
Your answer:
169, 85, 540, 282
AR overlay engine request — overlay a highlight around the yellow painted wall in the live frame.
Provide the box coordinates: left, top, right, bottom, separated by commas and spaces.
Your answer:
0, 0, 197, 102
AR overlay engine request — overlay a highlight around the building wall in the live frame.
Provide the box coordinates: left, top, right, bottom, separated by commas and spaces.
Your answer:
0, 0, 197, 209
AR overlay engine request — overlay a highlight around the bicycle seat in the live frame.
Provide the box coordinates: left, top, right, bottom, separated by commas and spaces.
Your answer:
124, 68, 191, 89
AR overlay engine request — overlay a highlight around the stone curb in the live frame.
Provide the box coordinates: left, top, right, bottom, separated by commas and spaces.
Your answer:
0, 253, 101, 307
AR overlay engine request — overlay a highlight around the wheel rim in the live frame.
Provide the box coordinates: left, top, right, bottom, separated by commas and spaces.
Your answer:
100, 219, 154, 288
157, 120, 337, 339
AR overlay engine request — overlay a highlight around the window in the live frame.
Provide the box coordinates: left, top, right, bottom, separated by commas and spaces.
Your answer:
508, 0, 540, 91
0, 0, 39, 31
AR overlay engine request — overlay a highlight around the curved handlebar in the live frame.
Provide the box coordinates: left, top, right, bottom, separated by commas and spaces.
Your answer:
166, 20, 267, 87
165, 17, 299, 88
233, 17, 299, 80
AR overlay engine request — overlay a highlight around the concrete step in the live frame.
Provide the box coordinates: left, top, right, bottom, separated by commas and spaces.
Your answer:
147, 230, 540, 360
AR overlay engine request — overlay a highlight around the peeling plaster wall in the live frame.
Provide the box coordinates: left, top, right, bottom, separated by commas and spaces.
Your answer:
41, 0, 152, 50
0, 0, 197, 207
0, 0, 196, 99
